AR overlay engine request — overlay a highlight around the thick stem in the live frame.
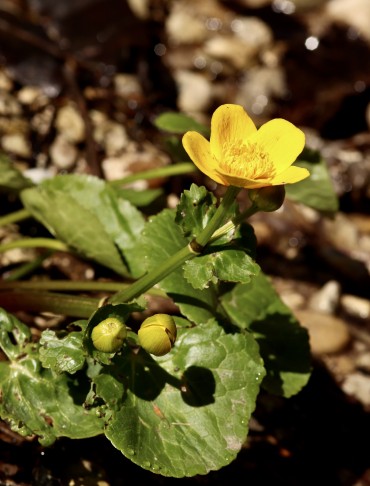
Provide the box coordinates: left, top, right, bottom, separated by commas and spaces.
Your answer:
0, 291, 99, 318
109, 186, 241, 304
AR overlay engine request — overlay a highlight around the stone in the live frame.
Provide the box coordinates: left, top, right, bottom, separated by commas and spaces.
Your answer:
17, 86, 48, 108
114, 74, 142, 99
92, 115, 129, 156
203, 35, 257, 70
231, 16, 273, 51
294, 309, 351, 355
50, 135, 78, 169
341, 294, 370, 320
1, 133, 31, 158
175, 70, 212, 113
326, 0, 370, 41
0, 91, 21, 116
308, 280, 341, 314
342, 372, 370, 406
166, 3, 208, 45
55, 104, 85, 143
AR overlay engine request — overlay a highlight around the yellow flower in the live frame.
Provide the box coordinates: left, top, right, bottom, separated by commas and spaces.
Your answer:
182, 104, 309, 189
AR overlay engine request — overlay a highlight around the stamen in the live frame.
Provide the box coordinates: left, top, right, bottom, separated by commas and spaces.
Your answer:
219, 141, 276, 180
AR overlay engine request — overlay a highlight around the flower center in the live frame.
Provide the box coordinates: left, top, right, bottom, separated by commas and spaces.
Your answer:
219, 141, 275, 180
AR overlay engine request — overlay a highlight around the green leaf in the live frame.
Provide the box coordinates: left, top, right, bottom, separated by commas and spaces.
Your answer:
39, 326, 86, 374
0, 153, 34, 193
183, 248, 260, 290
112, 187, 163, 208
103, 321, 265, 477
220, 272, 311, 398
286, 148, 339, 213
154, 112, 209, 135
143, 209, 218, 324
175, 184, 217, 239
0, 308, 103, 445
20, 174, 145, 277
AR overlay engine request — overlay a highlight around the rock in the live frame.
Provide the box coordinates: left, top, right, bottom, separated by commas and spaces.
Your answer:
326, 0, 370, 41
17, 86, 48, 108
235, 66, 287, 118
0, 91, 21, 116
101, 141, 170, 186
126, 0, 150, 19
114, 74, 143, 99
308, 280, 341, 314
0, 69, 13, 91
342, 372, 370, 407
50, 134, 78, 170
294, 309, 351, 355
55, 104, 85, 143
231, 16, 273, 51
166, 3, 208, 45
1, 133, 31, 158
203, 35, 257, 70
31, 105, 55, 136
175, 70, 212, 113
91, 112, 129, 156
341, 294, 370, 320
23, 167, 55, 184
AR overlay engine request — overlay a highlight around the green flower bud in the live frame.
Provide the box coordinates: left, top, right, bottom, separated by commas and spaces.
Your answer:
138, 314, 177, 357
91, 317, 127, 353
248, 185, 285, 212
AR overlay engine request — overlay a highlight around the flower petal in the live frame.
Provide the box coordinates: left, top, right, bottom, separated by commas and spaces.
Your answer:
270, 165, 310, 185
214, 169, 271, 189
251, 119, 305, 173
182, 131, 225, 184
210, 104, 257, 160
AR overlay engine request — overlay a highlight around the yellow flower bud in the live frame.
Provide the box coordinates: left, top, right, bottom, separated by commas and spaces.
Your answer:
91, 317, 127, 353
138, 314, 177, 357
248, 185, 285, 212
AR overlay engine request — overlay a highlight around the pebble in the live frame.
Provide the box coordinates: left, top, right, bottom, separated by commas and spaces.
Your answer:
341, 294, 370, 320
114, 74, 143, 99
55, 104, 85, 143
126, 0, 150, 19
308, 280, 341, 314
1, 133, 31, 158
326, 0, 370, 41
166, 4, 208, 45
50, 134, 78, 170
0, 91, 21, 116
342, 372, 370, 407
92, 117, 129, 156
231, 16, 273, 51
294, 309, 351, 355
175, 70, 213, 113
203, 36, 257, 70
0, 69, 13, 91
17, 86, 48, 108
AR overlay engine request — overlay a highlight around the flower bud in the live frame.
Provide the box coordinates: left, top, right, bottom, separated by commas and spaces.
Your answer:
91, 317, 127, 353
138, 314, 177, 357
248, 185, 285, 212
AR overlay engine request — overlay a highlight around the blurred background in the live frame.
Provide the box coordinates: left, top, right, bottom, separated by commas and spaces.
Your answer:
0, 0, 370, 484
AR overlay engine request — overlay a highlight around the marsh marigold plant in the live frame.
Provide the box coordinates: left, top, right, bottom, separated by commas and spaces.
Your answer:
182, 104, 309, 189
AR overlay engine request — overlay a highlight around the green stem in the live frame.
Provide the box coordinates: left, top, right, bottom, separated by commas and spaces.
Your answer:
0, 208, 32, 228
0, 279, 166, 297
109, 186, 241, 304
109, 163, 196, 187
209, 203, 259, 243
0, 238, 68, 254
0, 291, 99, 318
3, 250, 53, 281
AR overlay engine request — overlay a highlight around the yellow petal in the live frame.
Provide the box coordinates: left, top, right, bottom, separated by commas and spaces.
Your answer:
251, 119, 305, 173
182, 131, 225, 185
214, 169, 272, 189
210, 104, 257, 160
270, 165, 310, 185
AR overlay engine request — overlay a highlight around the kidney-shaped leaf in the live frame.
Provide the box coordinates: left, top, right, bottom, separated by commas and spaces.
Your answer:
104, 321, 265, 477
